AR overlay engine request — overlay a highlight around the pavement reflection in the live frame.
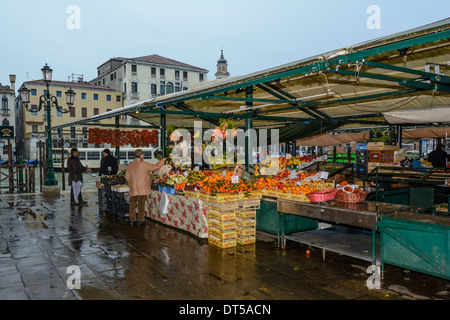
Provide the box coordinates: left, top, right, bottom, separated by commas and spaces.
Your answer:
0, 190, 449, 300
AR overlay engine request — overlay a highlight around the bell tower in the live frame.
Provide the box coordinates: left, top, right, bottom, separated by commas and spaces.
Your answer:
215, 49, 230, 79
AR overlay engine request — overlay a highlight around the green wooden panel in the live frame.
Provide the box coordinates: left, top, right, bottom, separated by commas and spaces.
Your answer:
256, 199, 318, 234
410, 187, 434, 209
378, 216, 450, 280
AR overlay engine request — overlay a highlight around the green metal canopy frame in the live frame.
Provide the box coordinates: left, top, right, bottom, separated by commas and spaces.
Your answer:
54, 18, 450, 143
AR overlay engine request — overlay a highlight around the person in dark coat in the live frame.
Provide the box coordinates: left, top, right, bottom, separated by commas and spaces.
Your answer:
99, 149, 118, 176
67, 148, 92, 206
427, 144, 449, 168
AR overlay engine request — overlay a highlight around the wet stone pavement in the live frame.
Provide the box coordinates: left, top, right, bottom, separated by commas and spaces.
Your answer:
0, 190, 449, 301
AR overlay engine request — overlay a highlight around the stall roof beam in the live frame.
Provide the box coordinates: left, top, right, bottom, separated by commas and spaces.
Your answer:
79, 123, 160, 129
363, 60, 450, 85
203, 95, 295, 104
261, 89, 419, 114
336, 68, 450, 92
257, 83, 329, 120
172, 102, 220, 126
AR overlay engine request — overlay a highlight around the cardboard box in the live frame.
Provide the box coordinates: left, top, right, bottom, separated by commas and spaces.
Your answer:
236, 217, 256, 227
207, 193, 246, 203
236, 226, 256, 236
185, 191, 200, 199
235, 210, 256, 219
246, 191, 262, 199
237, 235, 256, 245
208, 227, 236, 239
208, 218, 236, 230
111, 186, 129, 192
208, 209, 236, 221
208, 234, 236, 248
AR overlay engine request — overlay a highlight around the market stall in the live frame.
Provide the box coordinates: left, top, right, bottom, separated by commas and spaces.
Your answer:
61, 19, 450, 280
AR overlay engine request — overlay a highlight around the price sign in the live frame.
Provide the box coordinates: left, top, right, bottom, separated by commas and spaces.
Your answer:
231, 175, 239, 184
289, 170, 297, 180
183, 171, 189, 177
320, 171, 329, 180
195, 166, 199, 172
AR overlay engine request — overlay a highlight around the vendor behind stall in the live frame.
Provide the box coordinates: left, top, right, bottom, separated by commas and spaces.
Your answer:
99, 149, 118, 176
427, 144, 449, 168
125, 149, 166, 226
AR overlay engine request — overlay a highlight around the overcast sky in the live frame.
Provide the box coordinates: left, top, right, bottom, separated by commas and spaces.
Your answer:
1, 0, 449, 91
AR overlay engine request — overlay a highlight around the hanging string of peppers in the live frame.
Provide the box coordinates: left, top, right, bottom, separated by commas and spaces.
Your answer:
88, 128, 158, 147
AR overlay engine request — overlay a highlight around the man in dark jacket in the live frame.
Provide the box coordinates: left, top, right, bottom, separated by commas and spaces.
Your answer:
99, 149, 118, 176
67, 148, 91, 206
428, 144, 449, 168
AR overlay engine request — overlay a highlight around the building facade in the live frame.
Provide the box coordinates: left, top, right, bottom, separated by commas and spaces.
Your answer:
0, 75, 16, 162
16, 79, 123, 160
90, 54, 209, 125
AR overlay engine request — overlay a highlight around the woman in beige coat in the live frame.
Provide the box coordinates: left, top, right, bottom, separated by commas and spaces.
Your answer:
125, 149, 166, 225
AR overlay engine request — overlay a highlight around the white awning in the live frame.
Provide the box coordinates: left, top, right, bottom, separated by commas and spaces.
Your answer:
383, 106, 450, 124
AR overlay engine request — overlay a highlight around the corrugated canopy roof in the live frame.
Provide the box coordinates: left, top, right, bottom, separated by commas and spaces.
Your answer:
55, 18, 450, 142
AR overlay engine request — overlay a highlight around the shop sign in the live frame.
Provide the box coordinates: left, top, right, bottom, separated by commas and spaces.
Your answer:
0, 126, 14, 139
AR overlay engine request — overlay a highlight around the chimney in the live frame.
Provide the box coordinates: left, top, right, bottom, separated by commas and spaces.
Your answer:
9, 74, 16, 94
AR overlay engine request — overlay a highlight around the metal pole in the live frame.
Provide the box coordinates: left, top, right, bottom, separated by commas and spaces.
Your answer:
245, 86, 253, 172
115, 116, 120, 165
43, 82, 58, 186
396, 125, 403, 148
161, 114, 166, 157
61, 137, 65, 191
8, 140, 13, 193
39, 141, 43, 190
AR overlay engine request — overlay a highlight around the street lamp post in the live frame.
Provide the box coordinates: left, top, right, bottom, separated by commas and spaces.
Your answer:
19, 64, 76, 190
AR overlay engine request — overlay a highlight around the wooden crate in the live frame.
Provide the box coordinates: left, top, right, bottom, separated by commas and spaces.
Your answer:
235, 210, 256, 219
238, 199, 261, 210
208, 218, 236, 230
204, 201, 239, 212
208, 227, 236, 240
368, 142, 400, 151
369, 150, 394, 163
236, 226, 256, 236
237, 235, 256, 245
208, 234, 236, 248
208, 209, 235, 221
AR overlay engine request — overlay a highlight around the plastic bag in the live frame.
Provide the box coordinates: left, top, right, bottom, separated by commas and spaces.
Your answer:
72, 181, 83, 201
158, 190, 169, 215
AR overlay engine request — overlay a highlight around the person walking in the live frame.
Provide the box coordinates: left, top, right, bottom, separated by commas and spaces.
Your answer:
67, 148, 92, 206
125, 149, 166, 226
99, 148, 118, 176
427, 143, 449, 168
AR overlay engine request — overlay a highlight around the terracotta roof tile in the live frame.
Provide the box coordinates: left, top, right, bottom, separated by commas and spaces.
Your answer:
0, 84, 14, 94
129, 54, 207, 71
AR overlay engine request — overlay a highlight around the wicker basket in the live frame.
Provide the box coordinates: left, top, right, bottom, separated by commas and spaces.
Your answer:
306, 189, 337, 203
335, 191, 370, 203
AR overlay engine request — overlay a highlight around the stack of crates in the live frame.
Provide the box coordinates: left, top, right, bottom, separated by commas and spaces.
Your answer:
207, 201, 238, 248
206, 198, 261, 248
367, 142, 400, 172
112, 191, 130, 218
235, 199, 260, 245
